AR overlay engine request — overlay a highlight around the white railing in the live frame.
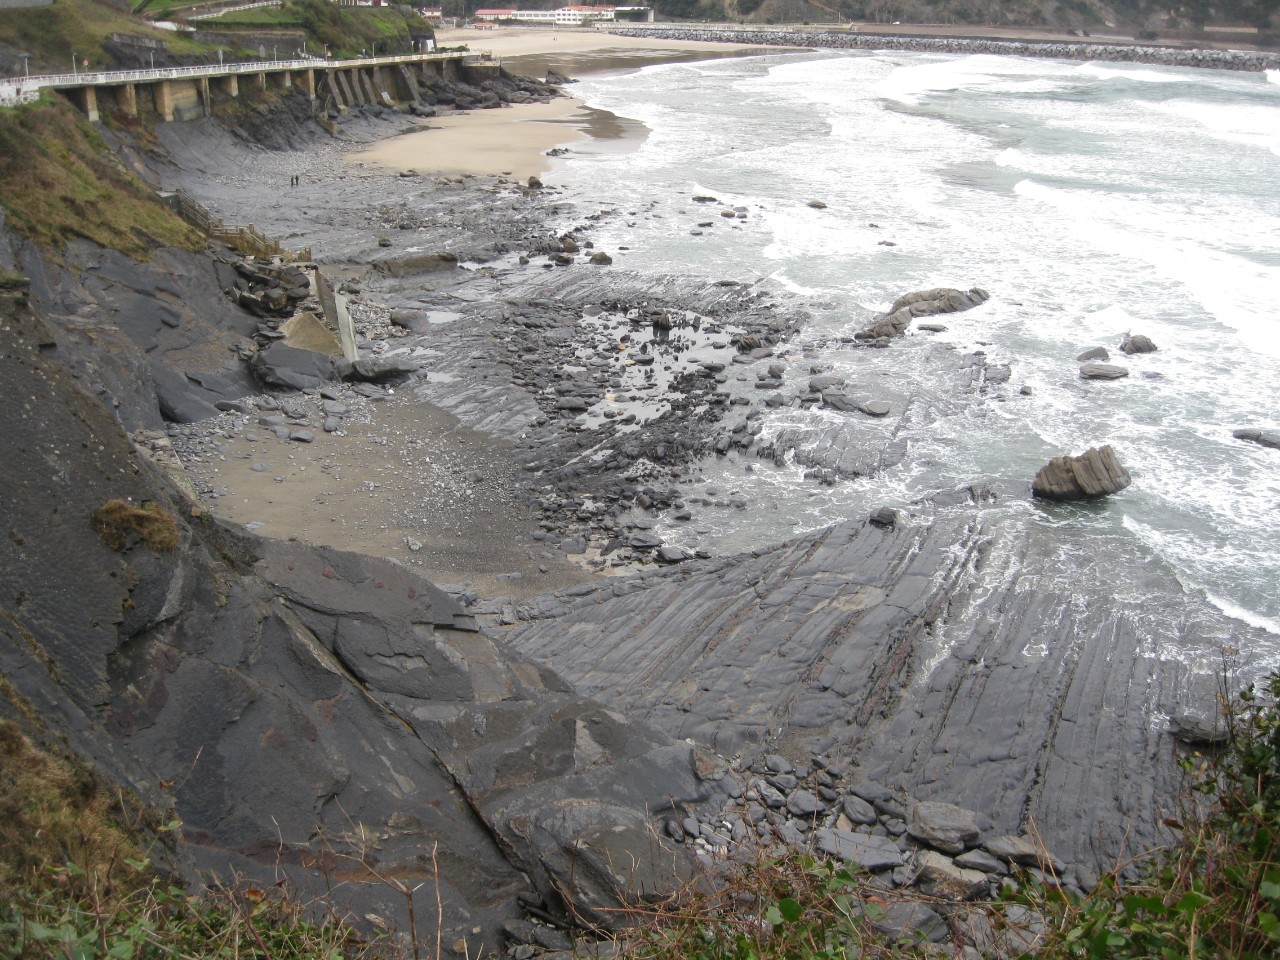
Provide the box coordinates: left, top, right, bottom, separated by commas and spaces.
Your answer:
16, 51, 474, 92
186, 0, 281, 20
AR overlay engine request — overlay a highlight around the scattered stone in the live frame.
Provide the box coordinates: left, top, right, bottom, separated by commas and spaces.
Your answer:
807, 199, 827, 209
1076, 347, 1109, 362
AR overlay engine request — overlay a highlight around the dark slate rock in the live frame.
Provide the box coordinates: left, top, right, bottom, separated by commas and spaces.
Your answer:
335, 357, 420, 384
857, 287, 989, 341
786, 789, 822, 817
866, 899, 948, 943
955, 848, 1007, 875
860, 400, 891, 417
915, 850, 989, 900
842, 795, 878, 825
1032, 445, 1131, 501
1233, 428, 1280, 451
822, 391, 860, 412
765, 754, 794, 774
808, 375, 845, 393
1120, 334, 1157, 354
1076, 347, 1109, 362
908, 801, 981, 854
1168, 708, 1228, 745
813, 828, 903, 870
984, 835, 1046, 867
151, 364, 220, 423
1080, 361, 1129, 380
254, 343, 334, 391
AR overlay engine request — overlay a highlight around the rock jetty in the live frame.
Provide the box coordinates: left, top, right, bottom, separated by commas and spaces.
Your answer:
606, 25, 1280, 73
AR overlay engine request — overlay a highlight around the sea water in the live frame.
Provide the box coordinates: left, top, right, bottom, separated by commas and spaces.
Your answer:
552, 50, 1280, 646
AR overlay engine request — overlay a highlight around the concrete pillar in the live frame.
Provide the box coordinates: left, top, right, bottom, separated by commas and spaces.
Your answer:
303, 68, 315, 100
280, 69, 292, 90
256, 71, 266, 91
73, 86, 98, 122
199, 77, 211, 117
323, 70, 345, 110
358, 69, 379, 105
395, 64, 420, 102
119, 83, 138, 118
153, 80, 174, 122
219, 74, 238, 97
336, 69, 360, 105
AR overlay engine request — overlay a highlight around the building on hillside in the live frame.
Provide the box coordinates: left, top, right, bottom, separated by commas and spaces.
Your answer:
471, 5, 654, 24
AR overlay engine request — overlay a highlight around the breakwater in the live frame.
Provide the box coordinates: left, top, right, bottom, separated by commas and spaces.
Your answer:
606, 24, 1280, 71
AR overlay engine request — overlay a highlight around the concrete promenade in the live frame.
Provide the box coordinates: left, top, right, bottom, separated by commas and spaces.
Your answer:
0, 50, 485, 116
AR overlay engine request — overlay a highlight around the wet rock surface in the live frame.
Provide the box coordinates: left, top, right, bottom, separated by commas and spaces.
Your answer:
0, 287, 723, 953
1031, 444, 1132, 501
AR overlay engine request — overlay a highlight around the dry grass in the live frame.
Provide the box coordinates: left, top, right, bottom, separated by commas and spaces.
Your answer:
92, 499, 181, 552
0, 721, 150, 903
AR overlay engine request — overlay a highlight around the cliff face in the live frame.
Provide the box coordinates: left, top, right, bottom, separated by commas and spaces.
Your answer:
0, 278, 723, 951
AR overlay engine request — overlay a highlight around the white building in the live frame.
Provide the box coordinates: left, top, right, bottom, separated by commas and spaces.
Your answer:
472, 6, 653, 24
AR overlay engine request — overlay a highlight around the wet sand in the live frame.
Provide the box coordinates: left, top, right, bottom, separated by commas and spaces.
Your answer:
348, 98, 645, 180
350, 27, 795, 179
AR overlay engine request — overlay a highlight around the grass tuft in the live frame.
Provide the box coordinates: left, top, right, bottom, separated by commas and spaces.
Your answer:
92, 499, 180, 552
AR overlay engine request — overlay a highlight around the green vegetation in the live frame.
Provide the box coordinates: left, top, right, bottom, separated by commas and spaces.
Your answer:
0, 100, 201, 260
92, 499, 181, 552
0, 720, 392, 960
620, 673, 1280, 960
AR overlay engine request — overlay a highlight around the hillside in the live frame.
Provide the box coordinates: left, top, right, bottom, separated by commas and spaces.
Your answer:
0, 0, 433, 76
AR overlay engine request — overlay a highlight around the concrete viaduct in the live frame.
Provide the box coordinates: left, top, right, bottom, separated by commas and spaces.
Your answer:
3, 51, 498, 121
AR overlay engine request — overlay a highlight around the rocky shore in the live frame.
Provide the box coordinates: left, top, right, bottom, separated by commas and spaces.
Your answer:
605, 24, 1280, 71
3, 42, 1273, 960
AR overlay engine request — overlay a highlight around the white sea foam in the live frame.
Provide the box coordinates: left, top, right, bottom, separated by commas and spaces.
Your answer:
558, 51, 1280, 649
1077, 62, 1188, 83
1266, 69, 1280, 86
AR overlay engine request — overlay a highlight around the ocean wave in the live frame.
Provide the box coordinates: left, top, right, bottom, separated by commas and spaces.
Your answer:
1077, 62, 1187, 83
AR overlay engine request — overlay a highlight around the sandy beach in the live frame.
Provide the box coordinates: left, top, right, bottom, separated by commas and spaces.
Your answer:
350, 27, 794, 179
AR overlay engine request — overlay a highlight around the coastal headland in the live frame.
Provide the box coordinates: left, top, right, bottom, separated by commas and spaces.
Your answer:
1, 23, 1273, 958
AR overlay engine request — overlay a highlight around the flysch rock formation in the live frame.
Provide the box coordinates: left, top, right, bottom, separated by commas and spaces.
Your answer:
0, 286, 723, 953
503, 488, 1268, 875
1031, 444, 1132, 500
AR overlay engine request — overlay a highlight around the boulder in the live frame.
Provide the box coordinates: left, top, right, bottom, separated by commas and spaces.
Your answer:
1076, 347, 1109, 362
372, 251, 459, 278
984, 835, 1047, 868
253, 343, 334, 391
1168, 708, 1228, 745
915, 850, 990, 900
908, 800, 980, 854
813, 828, 903, 870
1120, 334, 1157, 354
822, 391, 860, 412
856, 287, 989, 341
1233, 428, 1280, 451
1032, 445, 1132, 501
859, 400, 891, 417
334, 357, 420, 384
1080, 361, 1129, 380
